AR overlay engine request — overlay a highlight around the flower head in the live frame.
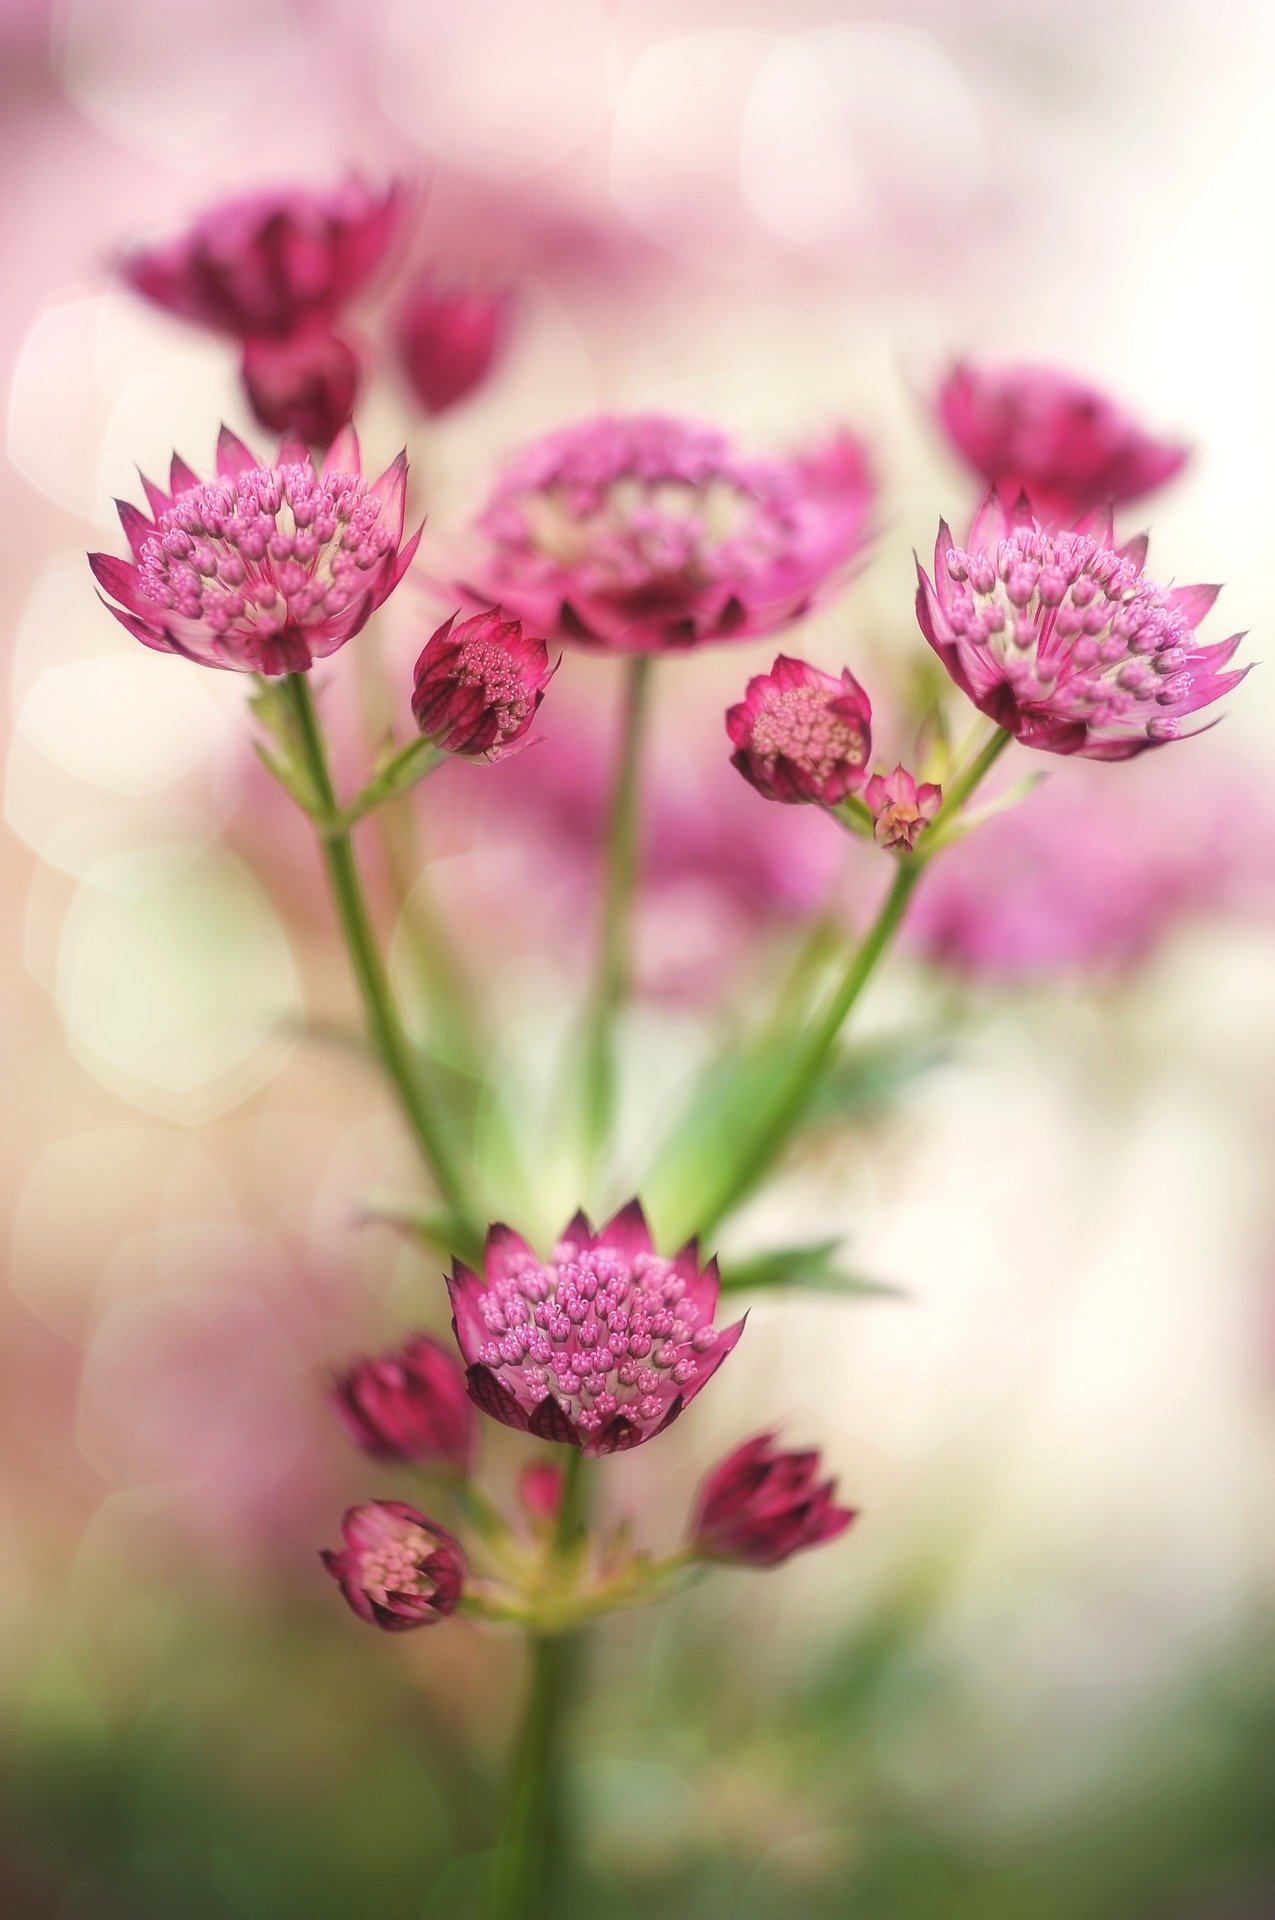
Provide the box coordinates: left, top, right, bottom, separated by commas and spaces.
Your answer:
320, 1500, 464, 1630
240, 326, 360, 447
447, 1201, 745, 1456
120, 179, 403, 343
396, 275, 512, 415
690, 1433, 856, 1567
727, 654, 872, 804
412, 609, 554, 759
935, 362, 1189, 525
89, 424, 421, 675
864, 765, 941, 850
915, 492, 1248, 760
460, 413, 874, 654
329, 1333, 474, 1472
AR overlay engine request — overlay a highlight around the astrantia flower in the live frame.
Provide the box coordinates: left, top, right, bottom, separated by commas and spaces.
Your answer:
864, 765, 941, 850
460, 413, 874, 653
412, 609, 554, 758
447, 1201, 745, 1455
320, 1501, 464, 1630
329, 1334, 474, 1472
396, 275, 512, 416
936, 362, 1189, 525
241, 326, 360, 447
690, 1433, 856, 1567
89, 425, 421, 675
120, 179, 403, 343
915, 492, 1248, 760
727, 654, 872, 804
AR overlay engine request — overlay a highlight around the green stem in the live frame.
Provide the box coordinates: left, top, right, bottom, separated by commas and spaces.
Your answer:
580, 657, 654, 1180
690, 728, 1012, 1240
489, 1452, 590, 1920
282, 673, 475, 1235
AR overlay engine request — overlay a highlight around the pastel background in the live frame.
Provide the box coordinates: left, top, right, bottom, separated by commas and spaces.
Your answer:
3, 1, 1274, 1914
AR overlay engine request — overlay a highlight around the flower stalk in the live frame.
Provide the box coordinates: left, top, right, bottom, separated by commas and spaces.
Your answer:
580, 655, 654, 1181
281, 672, 478, 1244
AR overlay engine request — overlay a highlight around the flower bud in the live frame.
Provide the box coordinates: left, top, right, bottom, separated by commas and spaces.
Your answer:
321, 1501, 465, 1629
864, 764, 942, 851
329, 1333, 474, 1472
240, 326, 360, 447
395, 275, 511, 415
689, 1433, 855, 1567
727, 655, 872, 805
412, 610, 554, 760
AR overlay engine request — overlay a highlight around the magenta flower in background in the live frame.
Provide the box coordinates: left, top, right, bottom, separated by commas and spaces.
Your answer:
727, 654, 873, 805
240, 327, 361, 448
321, 1501, 465, 1631
89, 424, 421, 675
516, 1461, 565, 1526
396, 274, 512, 415
460, 413, 874, 653
908, 765, 1270, 980
864, 765, 942, 850
915, 491, 1248, 760
120, 179, 403, 343
447, 1201, 745, 1455
690, 1433, 856, 1567
935, 361, 1189, 525
412, 609, 554, 759
329, 1333, 475, 1472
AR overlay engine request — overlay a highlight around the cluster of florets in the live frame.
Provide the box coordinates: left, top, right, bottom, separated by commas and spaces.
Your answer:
461, 413, 874, 653
917, 493, 1247, 760
448, 1204, 744, 1455
89, 425, 419, 675
411, 609, 555, 759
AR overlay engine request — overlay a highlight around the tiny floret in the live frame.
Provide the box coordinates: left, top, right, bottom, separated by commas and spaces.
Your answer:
690, 1433, 856, 1567
935, 361, 1188, 526
321, 1500, 464, 1630
864, 765, 941, 850
411, 610, 554, 759
915, 491, 1248, 759
727, 654, 872, 805
458, 413, 874, 653
447, 1201, 745, 1456
329, 1333, 475, 1471
88, 425, 421, 675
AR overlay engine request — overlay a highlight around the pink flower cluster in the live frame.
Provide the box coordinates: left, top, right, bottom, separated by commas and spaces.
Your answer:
461, 413, 874, 653
89, 425, 419, 675
321, 1501, 465, 1631
691, 1433, 856, 1566
447, 1202, 744, 1455
412, 610, 554, 759
916, 492, 1247, 760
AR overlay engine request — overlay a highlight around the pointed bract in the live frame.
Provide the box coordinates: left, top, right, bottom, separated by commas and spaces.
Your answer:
690, 1433, 857, 1567
412, 608, 554, 760
727, 654, 873, 806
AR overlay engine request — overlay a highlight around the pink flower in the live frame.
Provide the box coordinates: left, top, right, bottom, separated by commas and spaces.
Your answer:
321, 1500, 464, 1631
411, 609, 554, 759
459, 414, 874, 653
864, 765, 942, 850
396, 275, 512, 415
240, 326, 359, 448
915, 492, 1248, 760
908, 764, 1270, 980
89, 424, 421, 675
120, 179, 403, 343
935, 362, 1189, 525
446, 1201, 745, 1455
690, 1433, 856, 1567
727, 654, 872, 804
329, 1333, 475, 1472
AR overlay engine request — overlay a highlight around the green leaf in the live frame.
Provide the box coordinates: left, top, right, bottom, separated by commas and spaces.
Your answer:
719, 1238, 904, 1299
357, 1192, 483, 1266
251, 738, 322, 818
